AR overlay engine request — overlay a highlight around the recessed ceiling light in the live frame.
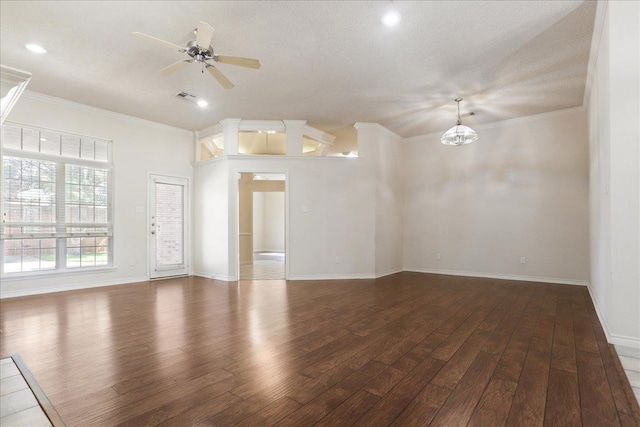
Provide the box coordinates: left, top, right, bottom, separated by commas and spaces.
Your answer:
381, 11, 401, 27
25, 44, 47, 54
197, 100, 208, 108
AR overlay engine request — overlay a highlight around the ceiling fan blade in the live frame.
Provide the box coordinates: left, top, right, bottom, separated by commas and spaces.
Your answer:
206, 65, 234, 89
159, 60, 190, 75
215, 55, 261, 69
132, 32, 184, 52
196, 22, 215, 49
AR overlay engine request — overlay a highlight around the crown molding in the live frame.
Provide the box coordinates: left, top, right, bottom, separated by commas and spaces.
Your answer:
21, 91, 194, 136
1, 65, 32, 124
404, 106, 587, 143
354, 122, 403, 141
283, 120, 307, 127
1, 65, 31, 98
238, 119, 284, 132
583, 0, 609, 108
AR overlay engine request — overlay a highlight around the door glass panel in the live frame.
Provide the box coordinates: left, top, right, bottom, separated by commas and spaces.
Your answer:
155, 182, 184, 267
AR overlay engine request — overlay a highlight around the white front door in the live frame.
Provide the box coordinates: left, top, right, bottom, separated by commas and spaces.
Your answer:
149, 174, 189, 279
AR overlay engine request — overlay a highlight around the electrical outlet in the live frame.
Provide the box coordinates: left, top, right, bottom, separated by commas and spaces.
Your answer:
335, 256, 340, 264
130, 259, 135, 266
520, 257, 526, 264
437, 252, 442, 260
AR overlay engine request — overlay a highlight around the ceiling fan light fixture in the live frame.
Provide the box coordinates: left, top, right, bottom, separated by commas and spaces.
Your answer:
25, 44, 47, 54
441, 97, 478, 146
381, 10, 401, 27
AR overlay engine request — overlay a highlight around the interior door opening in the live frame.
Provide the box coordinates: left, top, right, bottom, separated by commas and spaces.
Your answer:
238, 172, 286, 280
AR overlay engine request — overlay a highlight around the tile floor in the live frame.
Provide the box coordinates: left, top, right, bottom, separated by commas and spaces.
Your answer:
0, 357, 52, 427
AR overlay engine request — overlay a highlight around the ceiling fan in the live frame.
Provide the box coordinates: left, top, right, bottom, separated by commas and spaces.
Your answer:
133, 21, 260, 89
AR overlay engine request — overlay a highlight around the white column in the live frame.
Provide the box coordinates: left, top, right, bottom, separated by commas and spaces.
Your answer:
284, 120, 306, 156
221, 118, 241, 155
607, 0, 640, 342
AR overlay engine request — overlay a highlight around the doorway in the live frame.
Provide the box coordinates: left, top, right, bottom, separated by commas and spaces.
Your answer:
148, 174, 189, 279
238, 172, 286, 280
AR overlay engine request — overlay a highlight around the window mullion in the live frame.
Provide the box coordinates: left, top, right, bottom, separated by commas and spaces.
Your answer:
56, 162, 66, 271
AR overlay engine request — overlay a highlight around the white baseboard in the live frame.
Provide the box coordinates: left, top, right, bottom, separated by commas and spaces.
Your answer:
403, 267, 589, 286
0, 276, 149, 299
583, 283, 640, 351
611, 335, 640, 350
375, 268, 404, 279
287, 273, 376, 281
586, 282, 613, 343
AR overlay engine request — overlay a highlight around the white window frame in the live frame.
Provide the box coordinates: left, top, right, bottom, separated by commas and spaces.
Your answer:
0, 122, 114, 277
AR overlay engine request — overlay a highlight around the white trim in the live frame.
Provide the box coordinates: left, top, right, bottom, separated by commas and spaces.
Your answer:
1, 65, 31, 124
226, 154, 359, 161
375, 268, 404, 278
403, 106, 587, 143
403, 267, 589, 286
0, 275, 148, 299
1, 65, 32, 97
303, 125, 336, 145
583, 0, 609, 108
610, 335, 640, 350
586, 282, 613, 342
194, 154, 360, 166
22, 91, 193, 136
231, 167, 289, 281
239, 119, 285, 133
354, 122, 403, 141
585, 283, 640, 350
288, 273, 376, 281
193, 155, 228, 167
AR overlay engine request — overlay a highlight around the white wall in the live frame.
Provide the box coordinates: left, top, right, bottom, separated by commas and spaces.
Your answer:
194, 154, 378, 281
253, 191, 285, 253
356, 123, 404, 277
402, 108, 590, 284
588, 0, 640, 349
1, 92, 194, 297
193, 158, 229, 280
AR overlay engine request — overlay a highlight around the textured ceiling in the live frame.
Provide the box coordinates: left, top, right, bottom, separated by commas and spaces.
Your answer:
0, 1, 596, 137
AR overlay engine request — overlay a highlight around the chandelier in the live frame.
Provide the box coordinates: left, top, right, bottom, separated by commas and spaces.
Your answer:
441, 97, 478, 146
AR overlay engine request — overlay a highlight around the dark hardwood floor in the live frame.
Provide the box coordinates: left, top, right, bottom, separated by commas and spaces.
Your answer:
1, 273, 639, 426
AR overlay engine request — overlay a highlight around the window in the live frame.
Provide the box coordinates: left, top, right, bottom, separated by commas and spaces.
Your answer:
1, 123, 112, 275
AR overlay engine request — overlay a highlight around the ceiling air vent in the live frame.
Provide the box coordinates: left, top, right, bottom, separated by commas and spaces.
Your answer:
174, 91, 197, 101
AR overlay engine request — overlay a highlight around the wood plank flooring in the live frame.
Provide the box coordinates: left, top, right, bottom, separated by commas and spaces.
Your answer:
1, 273, 639, 426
